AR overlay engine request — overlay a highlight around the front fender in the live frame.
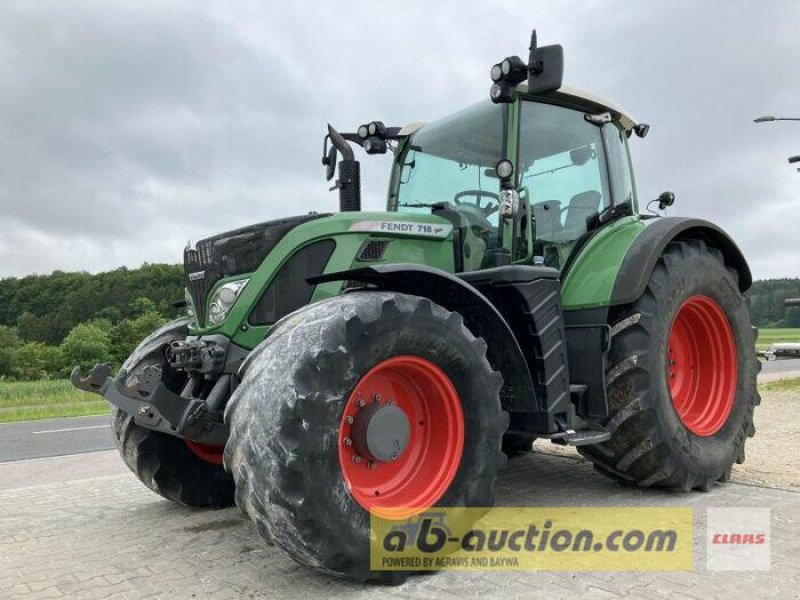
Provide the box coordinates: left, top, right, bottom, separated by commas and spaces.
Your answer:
311, 264, 537, 414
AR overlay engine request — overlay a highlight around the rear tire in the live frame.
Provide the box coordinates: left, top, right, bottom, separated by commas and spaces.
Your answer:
224, 291, 507, 582
502, 431, 536, 458
579, 240, 760, 491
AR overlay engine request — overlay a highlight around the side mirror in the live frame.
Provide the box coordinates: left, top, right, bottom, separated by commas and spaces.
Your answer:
527, 44, 564, 95
658, 191, 675, 210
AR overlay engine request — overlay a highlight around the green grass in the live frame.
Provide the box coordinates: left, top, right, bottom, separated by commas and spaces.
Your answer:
760, 376, 800, 394
757, 327, 800, 350
0, 379, 110, 424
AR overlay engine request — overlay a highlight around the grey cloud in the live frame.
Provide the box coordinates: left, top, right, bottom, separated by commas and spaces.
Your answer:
0, 0, 798, 279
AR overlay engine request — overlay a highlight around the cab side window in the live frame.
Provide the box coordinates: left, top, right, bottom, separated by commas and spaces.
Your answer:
518, 101, 611, 267
603, 123, 634, 206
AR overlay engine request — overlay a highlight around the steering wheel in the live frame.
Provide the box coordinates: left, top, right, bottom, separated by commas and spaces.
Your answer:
453, 190, 499, 218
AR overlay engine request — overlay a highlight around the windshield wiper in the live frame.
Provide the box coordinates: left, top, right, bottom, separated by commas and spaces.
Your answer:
399, 201, 450, 210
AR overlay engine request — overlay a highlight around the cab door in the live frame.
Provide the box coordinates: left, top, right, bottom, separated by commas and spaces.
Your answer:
516, 99, 630, 270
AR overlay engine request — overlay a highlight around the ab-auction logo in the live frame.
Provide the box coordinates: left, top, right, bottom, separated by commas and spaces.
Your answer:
370, 507, 693, 572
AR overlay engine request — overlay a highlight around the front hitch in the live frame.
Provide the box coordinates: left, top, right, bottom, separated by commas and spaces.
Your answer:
70, 363, 113, 394
70, 363, 229, 445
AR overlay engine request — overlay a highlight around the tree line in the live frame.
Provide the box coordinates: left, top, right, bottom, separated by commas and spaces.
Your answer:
0, 263, 797, 380
0, 264, 183, 380
747, 278, 800, 328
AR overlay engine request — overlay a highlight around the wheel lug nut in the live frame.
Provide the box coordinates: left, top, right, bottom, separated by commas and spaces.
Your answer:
357, 398, 366, 408
343, 437, 352, 447
352, 455, 361, 464
387, 399, 395, 405
372, 393, 381, 402
345, 415, 354, 425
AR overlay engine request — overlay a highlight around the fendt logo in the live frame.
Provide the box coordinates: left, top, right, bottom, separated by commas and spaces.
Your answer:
349, 220, 453, 239
187, 271, 205, 281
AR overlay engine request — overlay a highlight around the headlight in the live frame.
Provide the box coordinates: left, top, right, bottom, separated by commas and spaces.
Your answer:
185, 289, 196, 321
208, 279, 249, 325
499, 189, 519, 219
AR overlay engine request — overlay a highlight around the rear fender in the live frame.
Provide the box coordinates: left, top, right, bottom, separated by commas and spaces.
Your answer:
561, 217, 751, 310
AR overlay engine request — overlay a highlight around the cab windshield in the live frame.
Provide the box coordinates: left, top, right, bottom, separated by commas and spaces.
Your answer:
389, 101, 505, 227
388, 102, 506, 270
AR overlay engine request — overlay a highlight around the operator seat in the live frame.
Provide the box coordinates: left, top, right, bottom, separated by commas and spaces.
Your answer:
532, 200, 562, 241
554, 190, 601, 242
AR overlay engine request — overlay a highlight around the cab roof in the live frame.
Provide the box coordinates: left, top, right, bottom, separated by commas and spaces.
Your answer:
518, 82, 638, 131
397, 84, 639, 137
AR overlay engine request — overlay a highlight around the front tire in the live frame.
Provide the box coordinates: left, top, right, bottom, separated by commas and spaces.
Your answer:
112, 408, 235, 507
579, 240, 760, 491
224, 292, 507, 582
112, 318, 234, 507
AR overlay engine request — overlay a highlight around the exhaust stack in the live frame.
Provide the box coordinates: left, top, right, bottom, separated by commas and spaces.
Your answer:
326, 124, 361, 212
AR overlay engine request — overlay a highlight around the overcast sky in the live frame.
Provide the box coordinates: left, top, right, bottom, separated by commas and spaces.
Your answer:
1, 0, 799, 280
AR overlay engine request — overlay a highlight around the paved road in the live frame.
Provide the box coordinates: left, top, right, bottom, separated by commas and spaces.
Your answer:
1, 448, 797, 599
0, 415, 113, 463
761, 357, 800, 374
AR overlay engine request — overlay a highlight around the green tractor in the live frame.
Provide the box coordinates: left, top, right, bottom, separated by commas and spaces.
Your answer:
73, 30, 760, 582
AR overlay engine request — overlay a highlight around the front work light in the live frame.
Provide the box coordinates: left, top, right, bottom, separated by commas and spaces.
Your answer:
208, 279, 249, 325
495, 159, 514, 180
490, 63, 504, 82
500, 56, 527, 84
364, 137, 387, 154
490, 81, 514, 103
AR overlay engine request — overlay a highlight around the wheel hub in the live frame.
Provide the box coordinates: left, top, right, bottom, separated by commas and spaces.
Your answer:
667, 294, 737, 437
337, 355, 464, 518
351, 401, 411, 463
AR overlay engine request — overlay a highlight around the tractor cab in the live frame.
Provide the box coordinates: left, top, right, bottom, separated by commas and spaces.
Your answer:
387, 86, 643, 273
324, 27, 647, 276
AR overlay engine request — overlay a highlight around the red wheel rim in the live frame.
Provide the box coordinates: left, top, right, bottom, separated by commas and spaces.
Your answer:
338, 355, 464, 519
667, 295, 737, 436
185, 440, 225, 465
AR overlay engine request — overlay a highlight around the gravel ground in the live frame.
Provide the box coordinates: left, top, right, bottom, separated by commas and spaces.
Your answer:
536, 389, 800, 490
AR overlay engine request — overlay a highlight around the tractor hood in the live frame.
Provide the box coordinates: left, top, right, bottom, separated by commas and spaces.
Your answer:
184, 214, 329, 325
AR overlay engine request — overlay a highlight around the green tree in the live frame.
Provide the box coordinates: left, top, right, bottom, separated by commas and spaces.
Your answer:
16, 311, 52, 343
785, 307, 800, 328
129, 297, 157, 318
60, 323, 111, 372
13, 342, 64, 380
110, 311, 167, 364
0, 325, 21, 377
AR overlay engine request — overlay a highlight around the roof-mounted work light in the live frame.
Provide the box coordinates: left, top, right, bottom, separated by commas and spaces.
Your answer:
490, 29, 564, 103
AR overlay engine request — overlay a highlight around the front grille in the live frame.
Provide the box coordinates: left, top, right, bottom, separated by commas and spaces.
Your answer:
184, 214, 328, 326
356, 239, 390, 262
248, 240, 336, 326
